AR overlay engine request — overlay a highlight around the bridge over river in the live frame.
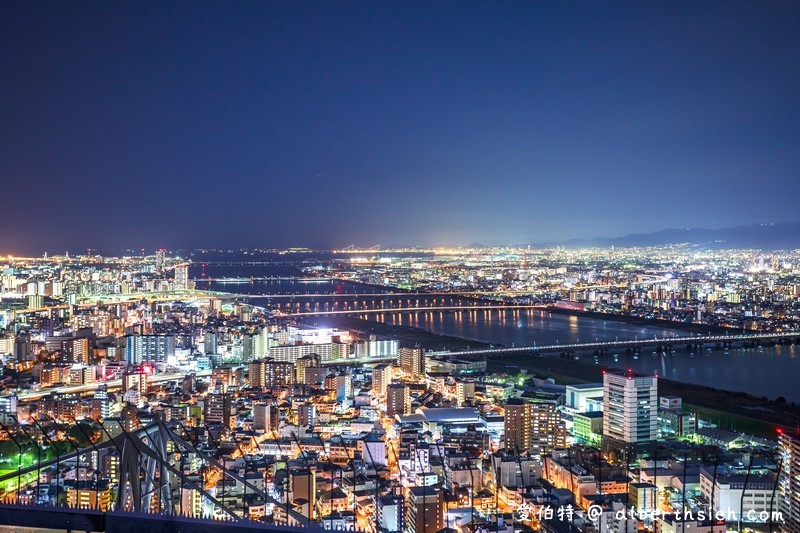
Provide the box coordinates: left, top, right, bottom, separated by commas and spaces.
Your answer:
430, 331, 800, 358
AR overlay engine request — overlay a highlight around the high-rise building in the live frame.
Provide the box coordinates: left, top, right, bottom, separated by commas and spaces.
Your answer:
296, 354, 320, 384
204, 393, 232, 427
250, 359, 294, 387
379, 494, 405, 533
325, 373, 352, 401
73, 337, 91, 366
303, 366, 329, 386
68, 366, 95, 385
40, 366, 66, 387
242, 333, 255, 360
182, 374, 196, 394
405, 486, 443, 533
530, 401, 567, 454
14, 333, 31, 362
269, 343, 343, 364
93, 385, 110, 419
455, 379, 475, 406
124, 334, 176, 364
603, 370, 658, 445
372, 364, 393, 398
174, 264, 189, 291
46, 335, 74, 359
360, 433, 388, 468
399, 347, 425, 377
51, 281, 63, 298
122, 371, 147, 393
297, 403, 317, 427
504, 398, 531, 453
505, 398, 567, 455
27, 294, 44, 309
289, 467, 316, 521
253, 402, 278, 433
211, 366, 234, 390
386, 383, 409, 418
67, 480, 112, 511
354, 337, 399, 358
0, 334, 15, 358
779, 430, 800, 533
73, 313, 114, 337
155, 249, 165, 274
181, 480, 204, 518
0, 395, 18, 423
204, 330, 218, 355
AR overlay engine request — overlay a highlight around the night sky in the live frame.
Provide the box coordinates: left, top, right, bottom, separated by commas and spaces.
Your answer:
2, 1, 799, 254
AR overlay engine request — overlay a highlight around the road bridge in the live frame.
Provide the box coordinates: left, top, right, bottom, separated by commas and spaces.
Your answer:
430, 331, 800, 358
193, 277, 329, 282
278, 304, 548, 317
242, 290, 532, 298
204, 286, 625, 299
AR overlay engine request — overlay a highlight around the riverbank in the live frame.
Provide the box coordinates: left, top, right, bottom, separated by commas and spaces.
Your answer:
546, 307, 734, 335
487, 355, 799, 439
298, 315, 492, 351
328, 278, 739, 334
293, 293, 797, 438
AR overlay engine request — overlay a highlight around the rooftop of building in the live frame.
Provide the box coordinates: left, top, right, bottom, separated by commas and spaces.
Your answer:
395, 413, 426, 424
408, 485, 441, 497
700, 467, 777, 485
566, 383, 604, 390
695, 427, 742, 443
603, 368, 657, 380
416, 407, 481, 423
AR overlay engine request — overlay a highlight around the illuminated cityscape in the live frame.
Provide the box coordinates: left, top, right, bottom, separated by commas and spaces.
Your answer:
0, 248, 799, 533
2, 2, 800, 533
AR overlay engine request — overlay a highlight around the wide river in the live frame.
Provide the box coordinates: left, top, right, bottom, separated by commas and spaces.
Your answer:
195, 274, 800, 402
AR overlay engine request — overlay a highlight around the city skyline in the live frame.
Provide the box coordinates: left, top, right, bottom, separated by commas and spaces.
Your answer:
2, 1, 800, 253
2, 232, 800, 531
5, 218, 800, 256
2, 3, 800, 530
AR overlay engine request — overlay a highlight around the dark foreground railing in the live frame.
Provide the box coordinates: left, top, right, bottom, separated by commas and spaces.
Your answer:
0, 504, 322, 533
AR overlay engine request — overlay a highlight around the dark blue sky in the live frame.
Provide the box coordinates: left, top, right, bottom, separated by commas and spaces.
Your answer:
2, 1, 799, 253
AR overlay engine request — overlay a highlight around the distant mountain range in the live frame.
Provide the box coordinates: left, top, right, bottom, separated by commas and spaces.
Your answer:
535, 221, 800, 249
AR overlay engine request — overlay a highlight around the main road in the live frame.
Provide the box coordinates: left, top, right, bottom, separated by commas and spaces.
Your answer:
14, 369, 212, 401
